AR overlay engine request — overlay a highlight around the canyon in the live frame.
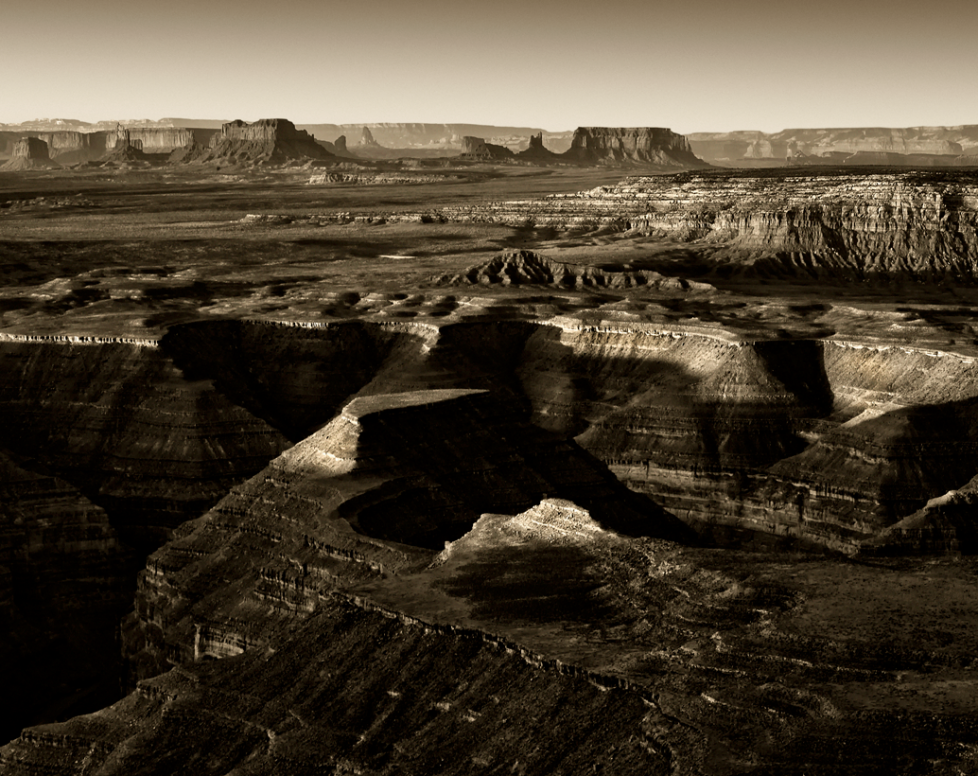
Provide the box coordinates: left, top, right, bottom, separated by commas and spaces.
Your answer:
2, 159, 978, 773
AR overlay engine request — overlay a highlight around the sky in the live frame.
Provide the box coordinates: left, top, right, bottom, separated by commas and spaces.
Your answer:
3, 0, 977, 133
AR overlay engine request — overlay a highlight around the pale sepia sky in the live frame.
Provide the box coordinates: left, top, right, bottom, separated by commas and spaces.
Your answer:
3, 0, 976, 133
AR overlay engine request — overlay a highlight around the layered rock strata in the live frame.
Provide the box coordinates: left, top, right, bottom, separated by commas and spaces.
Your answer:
1, 138, 59, 171
123, 387, 686, 682
443, 171, 978, 281
563, 127, 706, 167
5, 596, 681, 775
459, 135, 514, 160
0, 339, 290, 549
182, 119, 334, 166
103, 127, 194, 154
437, 247, 714, 290
23, 132, 105, 164
10, 503, 978, 773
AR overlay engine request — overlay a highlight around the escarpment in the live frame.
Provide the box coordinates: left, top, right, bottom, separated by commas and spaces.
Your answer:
517, 320, 978, 552
103, 127, 195, 154
10, 313, 978, 769
443, 171, 978, 281
8, 597, 682, 776
689, 125, 978, 166
16, 508, 978, 774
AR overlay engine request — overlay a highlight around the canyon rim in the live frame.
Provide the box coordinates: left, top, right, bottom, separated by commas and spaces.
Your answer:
2, 117, 978, 774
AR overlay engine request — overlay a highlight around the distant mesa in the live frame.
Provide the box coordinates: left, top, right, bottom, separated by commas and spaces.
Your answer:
436, 248, 715, 292
454, 127, 708, 169
562, 127, 708, 168
0, 118, 708, 170
1, 136, 60, 170
6, 131, 105, 166
104, 126, 196, 155
178, 118, 336, 166
460, 135, 514, 160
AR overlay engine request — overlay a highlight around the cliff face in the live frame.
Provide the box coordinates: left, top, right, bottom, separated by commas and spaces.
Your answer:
22, 132, 106, 164
8, 596, 681, 775
459, 135, 514, 159
121, 333, 689, 680
444, 172, 978, 281
516, 319, 978, 552
104, 128, 194, 154
0, 452, 135, 742
181, 119, 334, 166
0, 339, 290, 550
8, 313, 978, 768
1, 138, 59, 170
563, 127, 706, 167
12, 503, 978, 774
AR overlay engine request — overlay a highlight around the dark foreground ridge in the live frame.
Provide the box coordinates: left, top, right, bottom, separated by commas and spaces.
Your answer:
5, 164, 978, 773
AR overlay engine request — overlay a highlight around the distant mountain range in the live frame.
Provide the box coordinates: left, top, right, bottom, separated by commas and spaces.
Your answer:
688, 126, 978, 166
2, 119, 978, 167
0, 119, 576, 153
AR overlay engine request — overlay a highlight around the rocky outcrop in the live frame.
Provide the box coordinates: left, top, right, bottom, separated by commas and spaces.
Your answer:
180, 119, 334, 166
5, 596, 681, 775
562, 127, 707, 168
12, 507, 978, 774
357, 125, 381, 147
515, 317, 978, 553
459, 135, 514, 160
1, 138, 59, 171
860, 478, 978, 556
97, 127, 154, 166
516, 131, 560, 162
122, 385, 686, 681
437, 247, 715, 291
